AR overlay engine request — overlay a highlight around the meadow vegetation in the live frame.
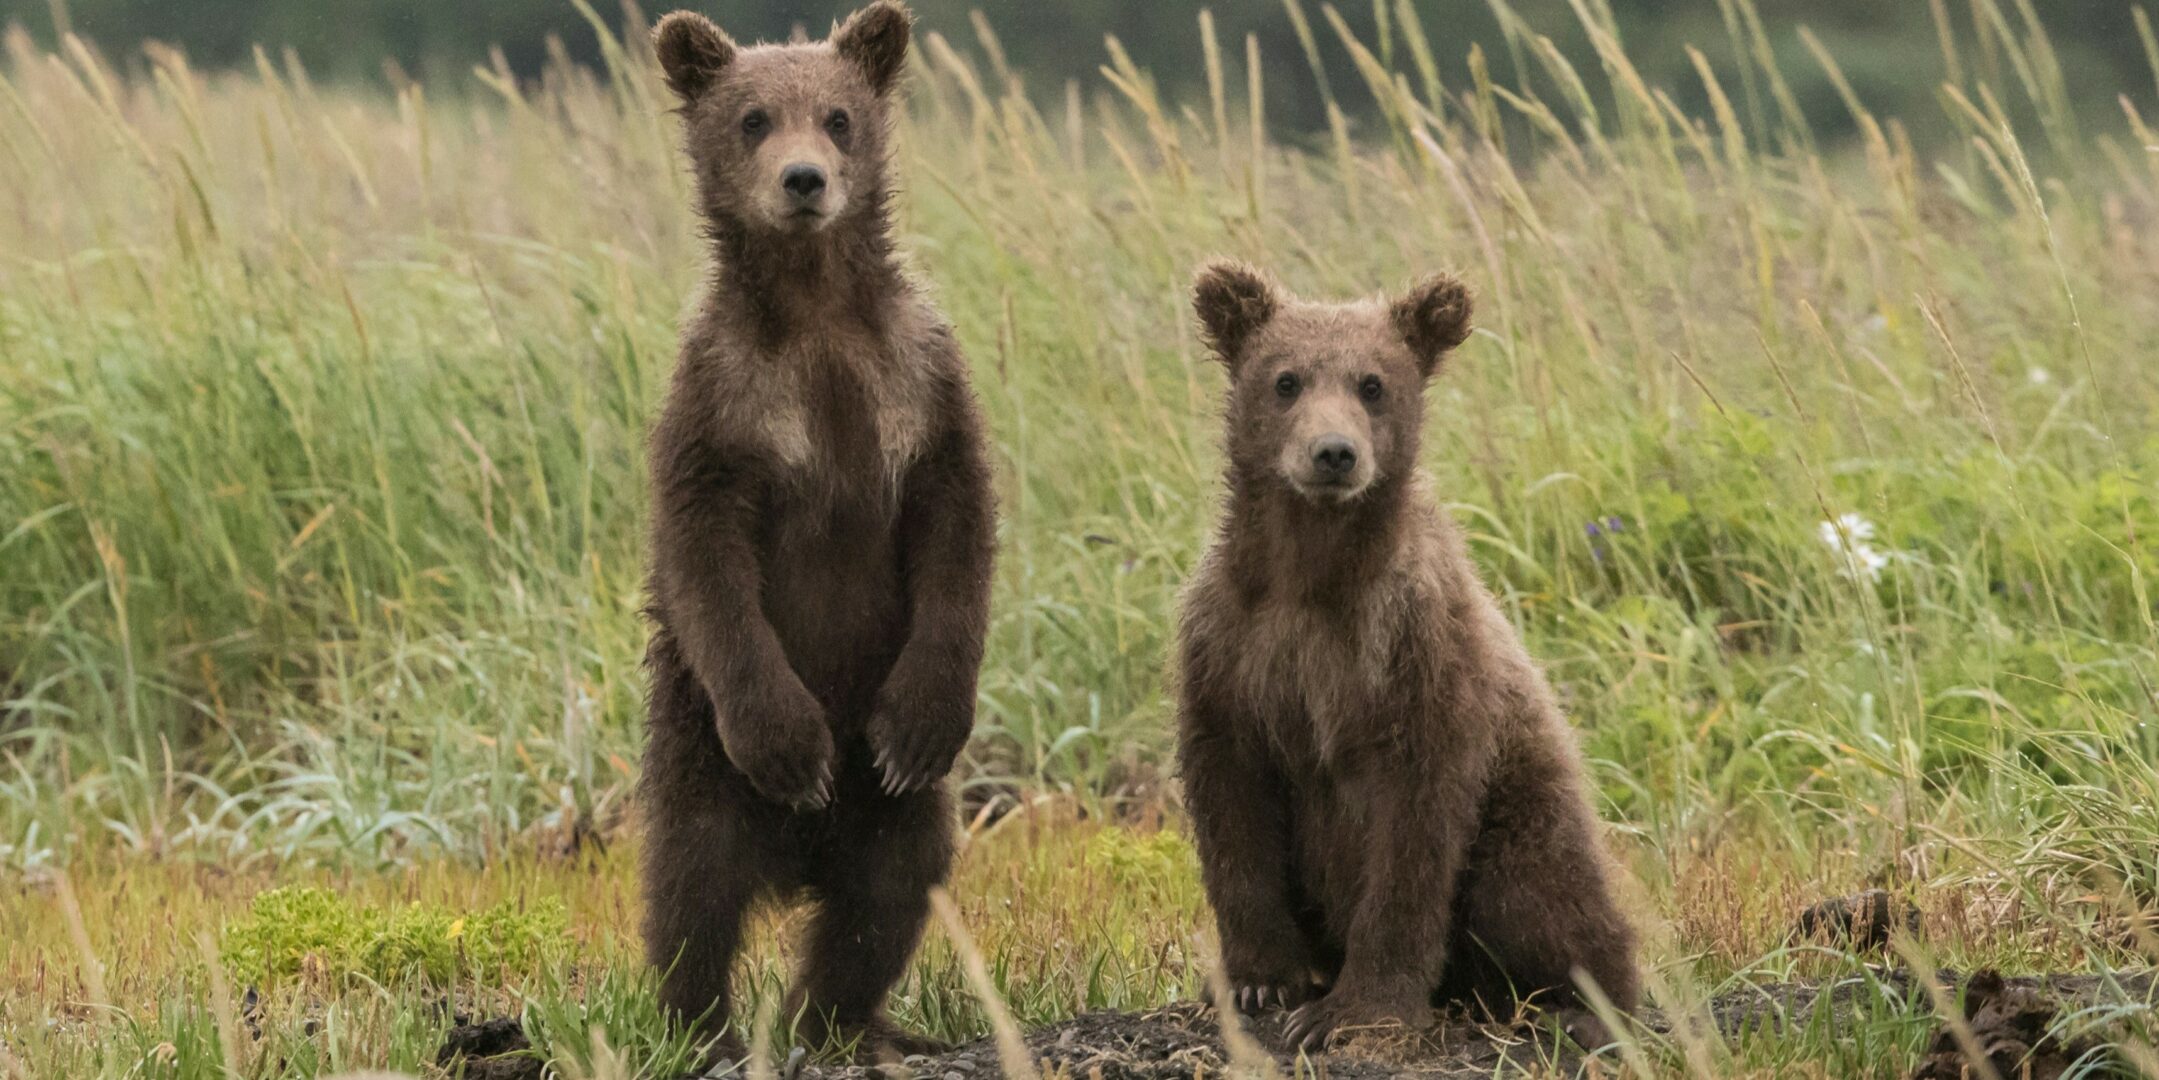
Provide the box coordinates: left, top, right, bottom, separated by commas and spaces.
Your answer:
5, 0, 2159, 1074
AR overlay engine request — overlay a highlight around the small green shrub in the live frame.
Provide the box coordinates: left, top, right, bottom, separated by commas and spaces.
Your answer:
221, 886, 569, 987
1083, 827, 1197, 893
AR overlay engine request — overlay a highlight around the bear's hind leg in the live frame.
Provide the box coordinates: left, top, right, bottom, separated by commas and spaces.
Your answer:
640, 635, 790, 1061
644, 818, 764, 1060
1448, 765, 1639, 1028
789, 782, 956, 1062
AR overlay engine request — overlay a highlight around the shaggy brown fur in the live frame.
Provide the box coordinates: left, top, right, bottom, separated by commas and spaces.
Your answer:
1175, 261, 1638, 1051
639, 1, 995, 1062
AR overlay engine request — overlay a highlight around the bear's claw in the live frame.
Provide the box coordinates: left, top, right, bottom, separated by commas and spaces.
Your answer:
872, 747, 918, 795
1233, 984, 1303, 1013
780, 760, 834, 811
864, 690, 967, 797
1281, 991, 1421, 1051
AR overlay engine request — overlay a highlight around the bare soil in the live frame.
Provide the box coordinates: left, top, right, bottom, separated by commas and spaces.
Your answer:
788, 970, 2155, 1079
435, 970, 2155, 1080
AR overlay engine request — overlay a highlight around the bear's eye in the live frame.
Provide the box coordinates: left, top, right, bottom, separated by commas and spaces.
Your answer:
826, 109, 850, 135
741, 110, 769, 136
1274, 372, 1300, 400
1360, 375, 1384, 403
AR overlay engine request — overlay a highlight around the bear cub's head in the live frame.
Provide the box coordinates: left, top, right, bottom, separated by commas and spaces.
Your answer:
653, 1, 912, 236
1193, 261, 1472, 504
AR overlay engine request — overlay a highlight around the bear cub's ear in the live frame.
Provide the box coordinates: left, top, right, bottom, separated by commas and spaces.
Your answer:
654, 11, 736, 102
1390, 273, 1473, 377
834, 0, 914, 96
1192, 259, 1280, 368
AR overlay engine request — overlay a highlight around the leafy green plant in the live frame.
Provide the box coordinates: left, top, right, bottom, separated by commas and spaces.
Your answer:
220, 886, 568, 987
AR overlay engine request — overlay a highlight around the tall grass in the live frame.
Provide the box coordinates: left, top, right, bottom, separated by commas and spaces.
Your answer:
3, 0, 2159, 1030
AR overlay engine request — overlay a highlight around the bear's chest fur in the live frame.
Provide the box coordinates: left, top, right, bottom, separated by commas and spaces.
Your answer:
714, 328, 937, 511
1227, 587, 1411, 768
681, 320, 945, 710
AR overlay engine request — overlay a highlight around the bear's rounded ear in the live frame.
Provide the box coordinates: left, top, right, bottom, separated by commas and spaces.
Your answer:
1192, 259, 1279, 369
1390, 272, 1472, 377
654, 11, 736, 102
834, 0, 913, 96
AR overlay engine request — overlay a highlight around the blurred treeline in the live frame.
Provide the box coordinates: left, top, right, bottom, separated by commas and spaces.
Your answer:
24, 0, 2159, 142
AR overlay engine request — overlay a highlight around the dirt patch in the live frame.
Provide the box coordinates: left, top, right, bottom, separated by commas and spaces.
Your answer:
433, 969, 2151, 1079
438, 1016, 541, 1080
785, 1003, 1554, 1079
1793, 889, 1922, 953
1908, 970, 2115, 1080
799, 971, 2150, 1079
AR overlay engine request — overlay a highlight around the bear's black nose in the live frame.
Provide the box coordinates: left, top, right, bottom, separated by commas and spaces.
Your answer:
781, 164, 827, 201
1312, 436, 1358, 477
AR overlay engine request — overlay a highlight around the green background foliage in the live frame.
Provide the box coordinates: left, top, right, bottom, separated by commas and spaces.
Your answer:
33, 0, 2159, 142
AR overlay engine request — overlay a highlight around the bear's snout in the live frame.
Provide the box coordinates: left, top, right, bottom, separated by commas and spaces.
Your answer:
741, 120, 851, 230
1311, 435, 1358, 479
1275, 391, 1377, 501
781, 163, 828, 203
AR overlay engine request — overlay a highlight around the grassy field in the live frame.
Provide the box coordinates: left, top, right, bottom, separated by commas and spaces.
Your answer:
5, 0, 2159, 1075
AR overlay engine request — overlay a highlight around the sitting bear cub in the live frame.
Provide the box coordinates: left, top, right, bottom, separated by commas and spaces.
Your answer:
1175, 261, 1638, 1049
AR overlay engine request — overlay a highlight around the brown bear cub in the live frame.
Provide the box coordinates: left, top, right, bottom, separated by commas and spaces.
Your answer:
640, 1, 994, 1063
1175, 262, 1638, 1051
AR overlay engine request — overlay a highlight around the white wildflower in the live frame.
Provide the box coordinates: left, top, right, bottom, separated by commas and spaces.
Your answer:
1818, 513, 1875, 545
1854, 546, 1890, 580
1818, 513, 1890, 582
2027, 367, 2052, 386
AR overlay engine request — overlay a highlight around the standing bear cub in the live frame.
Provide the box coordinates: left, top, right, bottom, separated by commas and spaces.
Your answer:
1176, 262, 1638, 1050
640, 0, 995, 1062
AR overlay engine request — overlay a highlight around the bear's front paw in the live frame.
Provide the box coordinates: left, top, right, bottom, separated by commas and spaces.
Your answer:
1281, 983, 1428, 1051
1223, 948, 1319, 1014
865, 670, 972, 795
721, 685, 835, 810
